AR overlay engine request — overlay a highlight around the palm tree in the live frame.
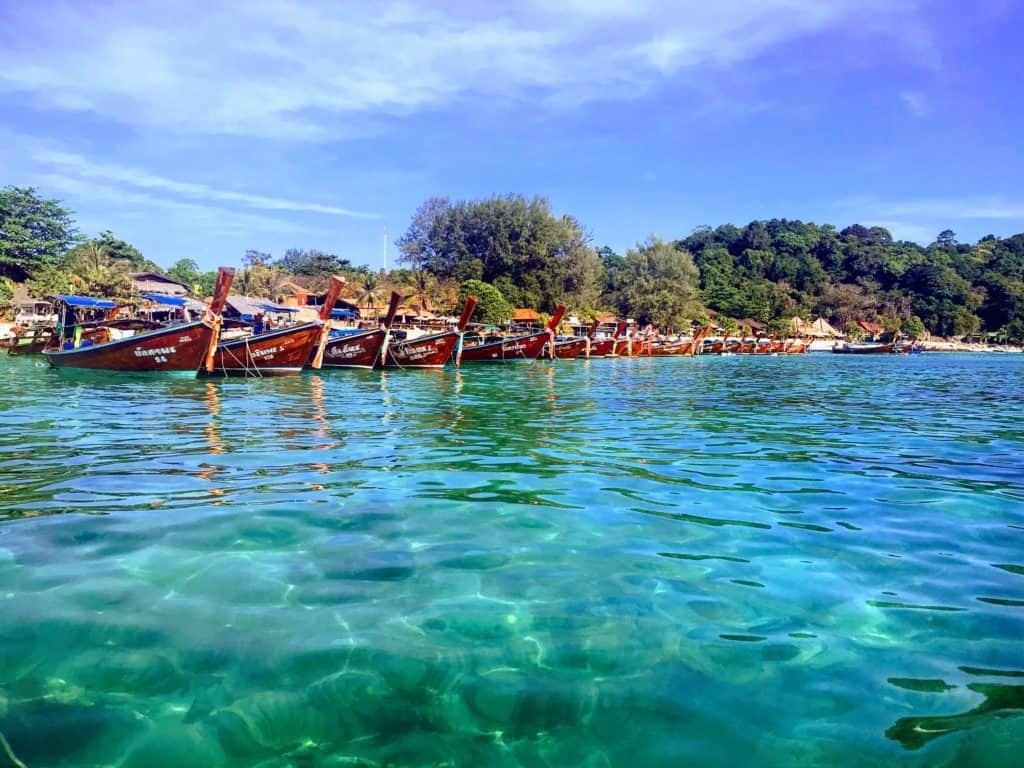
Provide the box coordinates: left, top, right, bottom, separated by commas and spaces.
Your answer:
357, 270, 386, 312
70, 241, 130, 298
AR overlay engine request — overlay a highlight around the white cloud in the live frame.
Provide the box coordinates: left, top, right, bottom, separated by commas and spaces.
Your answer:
33, 173, 320, 238
840, 196, 1024, 242
900, 91, 929, 116
859, 197, 1024, 220
862, 220, 935, 243
31, 148, 378, 219
0, 0, 927, 140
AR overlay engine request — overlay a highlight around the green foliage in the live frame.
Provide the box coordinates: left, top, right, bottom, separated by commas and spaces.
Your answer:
166, 258, 202, 290
619, 237, 701, 330
1001, 317, 1024, 342
25, 261, 74, 298
0, 186, 79, 280
165, 258, 218, 296
398, 194, 601, 313
460, 279, 512, 325
68, 241, 132, 298
93, 230, 157, 272
680, 219, 1024, 337
903, 315, 925, 337
0, 275, 14, 306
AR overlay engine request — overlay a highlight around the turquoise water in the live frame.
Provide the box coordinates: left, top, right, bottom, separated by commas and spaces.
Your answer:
1, 353, 1022, 767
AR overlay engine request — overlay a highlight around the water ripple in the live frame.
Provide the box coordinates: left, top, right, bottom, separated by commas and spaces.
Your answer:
1, 354, 1023, 766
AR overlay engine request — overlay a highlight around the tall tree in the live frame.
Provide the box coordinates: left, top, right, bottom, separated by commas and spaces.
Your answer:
0, 186, 79, 280
620, 237, 701, 330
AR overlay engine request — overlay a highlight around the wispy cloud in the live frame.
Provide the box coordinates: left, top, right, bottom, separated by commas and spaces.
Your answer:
853, 196, 1024, 220
0, 0, 927, 140
30, 147, 378, 219
900, 91, 929, 116
862, 219, 936, 243
33, 173, 321, 238
841, 195, 1024, 242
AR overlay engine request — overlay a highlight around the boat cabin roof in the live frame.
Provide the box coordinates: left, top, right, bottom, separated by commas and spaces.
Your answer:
48, 294, 118, 309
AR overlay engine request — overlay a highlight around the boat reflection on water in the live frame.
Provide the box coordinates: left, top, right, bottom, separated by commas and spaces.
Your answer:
197, 381, 227, 500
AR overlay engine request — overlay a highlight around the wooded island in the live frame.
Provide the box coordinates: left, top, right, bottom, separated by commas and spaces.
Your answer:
2, 186, 1021, 341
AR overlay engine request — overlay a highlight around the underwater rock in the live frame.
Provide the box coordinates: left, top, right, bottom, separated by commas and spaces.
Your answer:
0, 700, 144, 766
211, 690, 332, 757
66, 648, 186, 696
307, 670, 420, 738
122, 721, 226, 768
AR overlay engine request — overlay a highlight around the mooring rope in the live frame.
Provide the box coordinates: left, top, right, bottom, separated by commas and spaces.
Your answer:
0, 728, 28, 768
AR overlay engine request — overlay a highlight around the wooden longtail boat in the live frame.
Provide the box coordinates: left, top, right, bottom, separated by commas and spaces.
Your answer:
383, 296, 478, 369
7, 326, 55, 355
591, 321, 626, 357
831, 341, 894, 354
317, 291, 401, 369
552, 335, 589, 359
460, 305, 565, 363
44, 268, 234, 373
208, 276, 342, 376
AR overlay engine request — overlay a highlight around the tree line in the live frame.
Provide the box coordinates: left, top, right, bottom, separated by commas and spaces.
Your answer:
2, 185, 1022, 340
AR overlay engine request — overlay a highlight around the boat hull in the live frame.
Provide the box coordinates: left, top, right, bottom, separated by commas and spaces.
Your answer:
588, 337, 616, 357
208, 323, 322, 376
8, 328, 54, 356
552, 338, 589, 359
832, 343, 894, 354
317, 329, 387, 369
44, 321, 212, 372
650, 341, 692, 356
384, 331, 460, 368
460, 331, 549, 363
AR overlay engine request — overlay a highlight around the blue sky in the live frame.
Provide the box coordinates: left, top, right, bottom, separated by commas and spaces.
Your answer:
1, 0, 1022, 271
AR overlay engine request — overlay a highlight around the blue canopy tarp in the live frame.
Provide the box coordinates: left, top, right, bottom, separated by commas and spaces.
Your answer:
50, 295, 117, 309
140, 291, 188, 307
331, 308, 356, 319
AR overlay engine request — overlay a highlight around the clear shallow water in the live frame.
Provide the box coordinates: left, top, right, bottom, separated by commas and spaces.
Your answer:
1, 353, 1022, 767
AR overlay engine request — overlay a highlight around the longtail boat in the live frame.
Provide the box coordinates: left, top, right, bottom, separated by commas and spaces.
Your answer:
613, 331, 640, 357
317, 291, 401, 369
737, 335, 762, 354
831, 341, 894, 354
383, 296, 477, 369
43, 268, 234, 373
7, 326, 55, 355
591, 321, 626, 357
649, 336, 691, 356
208, 276, 342, 376
460, 305, 565, 363
552, 335, 589, 359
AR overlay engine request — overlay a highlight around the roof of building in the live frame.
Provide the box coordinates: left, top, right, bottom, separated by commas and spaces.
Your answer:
855, 319, 886, 334
810, 317, 842, 337
129, 272, 189, 288
512, 308, 540, 322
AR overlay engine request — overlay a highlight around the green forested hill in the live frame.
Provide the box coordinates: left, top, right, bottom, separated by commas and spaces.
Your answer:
678, 221, 1024, 338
